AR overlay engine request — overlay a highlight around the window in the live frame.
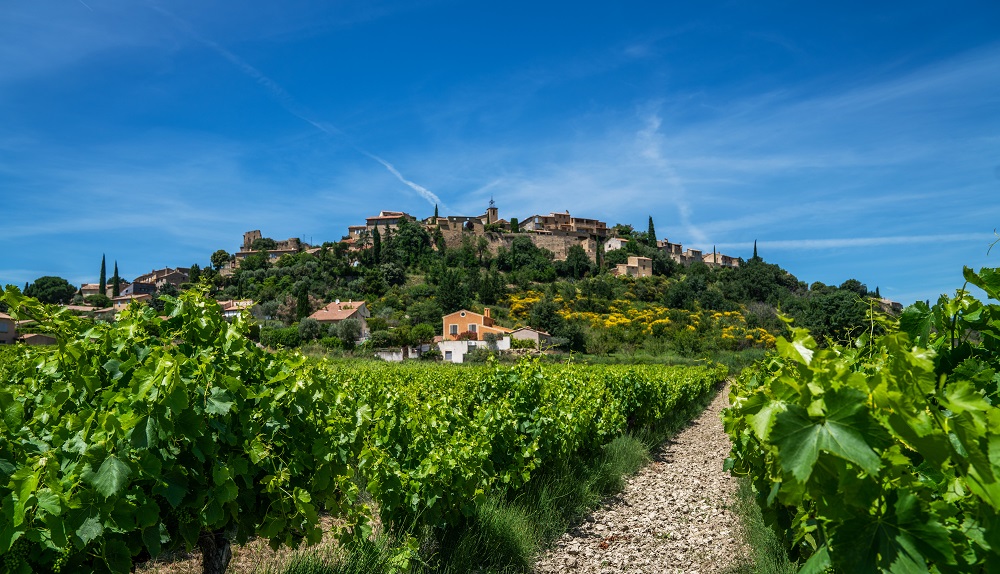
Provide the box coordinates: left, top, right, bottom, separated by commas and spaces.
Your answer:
469, 324, 477, 333
445, 351, 453, 361
0, 323, 7, 333
449, 324, 458, 336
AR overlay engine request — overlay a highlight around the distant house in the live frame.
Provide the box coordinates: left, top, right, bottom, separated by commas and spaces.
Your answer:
0, 312, 15, 345
80, 283, 102, 299
604, 237, 629, 251
217, 299, 255, 319
613, 256, 653, 278
703, 251, 740, 269
520, 211, 609, 238
112, 293, 153, 310
510, 327, 553, 350
308, 300, 371, 337
438, 338, 511, 364
121, 282, 156, 296
879, 298, 904, 314
133, 267, 190, 290
20, 333, 56, 346
441, 308, 512, 341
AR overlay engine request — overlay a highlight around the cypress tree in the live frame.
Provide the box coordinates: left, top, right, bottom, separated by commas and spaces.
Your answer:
875, 286, 881, 299
99, 254, 107, 295
296, 288, 310, 321
372, 226, 381, 265
510, 217, 519, 233
752, 240, 759, 261
434, 204, 439, 218
647, 216, 657, 247
112, 261, 121, 297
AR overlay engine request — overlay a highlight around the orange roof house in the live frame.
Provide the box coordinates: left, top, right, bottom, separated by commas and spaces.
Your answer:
441, 308, 512, 341
308, 300, 370, 336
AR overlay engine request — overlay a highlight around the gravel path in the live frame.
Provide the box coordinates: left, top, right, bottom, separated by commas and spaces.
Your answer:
535, 384, 746, 574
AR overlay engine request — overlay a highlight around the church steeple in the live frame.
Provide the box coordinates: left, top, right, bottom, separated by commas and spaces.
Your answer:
486, 196, 498, 225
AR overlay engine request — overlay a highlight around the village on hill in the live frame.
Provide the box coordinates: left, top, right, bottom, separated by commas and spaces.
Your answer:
5, 201, 899, 363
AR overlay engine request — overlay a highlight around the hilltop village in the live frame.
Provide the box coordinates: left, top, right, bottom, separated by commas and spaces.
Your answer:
228, 201, 739, 277
5, 201, 899, 364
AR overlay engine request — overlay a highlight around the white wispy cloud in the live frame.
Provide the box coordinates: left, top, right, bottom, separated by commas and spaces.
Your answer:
709, 233, 999, 252
150, 4, 444, 210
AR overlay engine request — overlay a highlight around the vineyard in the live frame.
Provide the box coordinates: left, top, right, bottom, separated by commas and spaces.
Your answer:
724, 266, 1000, 572
0, 286, 726, 573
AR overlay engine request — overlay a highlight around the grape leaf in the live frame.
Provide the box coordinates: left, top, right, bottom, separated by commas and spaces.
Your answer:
89, 455, 131, 498
770, 387, 881, 482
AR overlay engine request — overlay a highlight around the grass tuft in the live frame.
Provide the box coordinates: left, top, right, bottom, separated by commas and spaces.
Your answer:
722, 478, 798, 574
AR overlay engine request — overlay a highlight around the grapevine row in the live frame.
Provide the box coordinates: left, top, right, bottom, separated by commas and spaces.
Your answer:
0, 286, 726, 573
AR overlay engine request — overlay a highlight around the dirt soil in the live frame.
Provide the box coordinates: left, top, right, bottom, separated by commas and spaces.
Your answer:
534, 384, 747, 574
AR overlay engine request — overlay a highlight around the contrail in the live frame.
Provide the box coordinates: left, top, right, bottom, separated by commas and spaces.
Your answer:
149, 4, 445, 210
366, 154, 444, 207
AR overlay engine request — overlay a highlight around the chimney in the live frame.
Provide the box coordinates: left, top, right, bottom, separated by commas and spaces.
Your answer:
484, 308, 491, 320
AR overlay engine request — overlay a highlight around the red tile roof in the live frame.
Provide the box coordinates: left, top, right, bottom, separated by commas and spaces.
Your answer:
308, 300, 367, 322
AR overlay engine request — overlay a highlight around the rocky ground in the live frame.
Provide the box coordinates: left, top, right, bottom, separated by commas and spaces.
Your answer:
535, 384, 747, 574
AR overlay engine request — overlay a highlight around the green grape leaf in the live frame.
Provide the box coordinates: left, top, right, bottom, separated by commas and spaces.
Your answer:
103, 539, 132, 574
75, 516, 104, 545
965, 266, 1000, 302
89, 455, 131, 498
798, 545, 832, 574
831, 491, 954, 573
205, 387, 234, 416
35, 489, 61, 516
770, 387, 881, 482
1, 392, 24, 431
142, 525, 162, 558
899, 302, 933, 348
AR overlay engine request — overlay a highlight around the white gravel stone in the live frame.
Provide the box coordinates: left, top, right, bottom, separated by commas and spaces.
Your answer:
534, 383, 748, 573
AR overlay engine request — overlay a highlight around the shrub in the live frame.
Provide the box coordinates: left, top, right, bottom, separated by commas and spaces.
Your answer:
261, 325, 301, 348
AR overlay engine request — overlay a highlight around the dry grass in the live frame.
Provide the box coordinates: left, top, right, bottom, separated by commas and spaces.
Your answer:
135, 516, 345, 574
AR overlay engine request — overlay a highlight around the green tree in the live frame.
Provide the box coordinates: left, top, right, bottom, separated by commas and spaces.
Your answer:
211, 249, 231, 271
85, 293, 111, 308
189, 263, 201, 284
411, 323, 436, 345
509, 217, 519, 233
437, 267, 468, 313
529, 298, 565, 335
25, 276, 78, 304
251, 237, 278, 251
296, 286, 311, 321
562, 244, 592, 279
336, 318, 362, 343
372, 226, 382, 265
839, 278, 868, 297
647, 216, 657, 247
297, 317, 322, 341
434, 204, 439, 218
99, 254, 107, 295
112, 261, 121, 297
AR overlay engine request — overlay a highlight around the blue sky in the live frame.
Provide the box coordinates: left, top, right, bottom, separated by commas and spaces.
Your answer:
2, 1, 999, 304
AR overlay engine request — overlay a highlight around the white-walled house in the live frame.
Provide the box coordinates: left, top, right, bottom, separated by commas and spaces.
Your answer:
438, 337, 511, 363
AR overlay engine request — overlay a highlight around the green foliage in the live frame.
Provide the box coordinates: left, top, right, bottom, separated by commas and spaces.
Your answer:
0, 286, 367, 573
261, 325, 301, 348
251, 237, 279, 251
298, 318, 322, 342
210, 250, 231, 271
723, 266, 1000, 572
24, 276, 77, 305
85, 294, 111, 308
